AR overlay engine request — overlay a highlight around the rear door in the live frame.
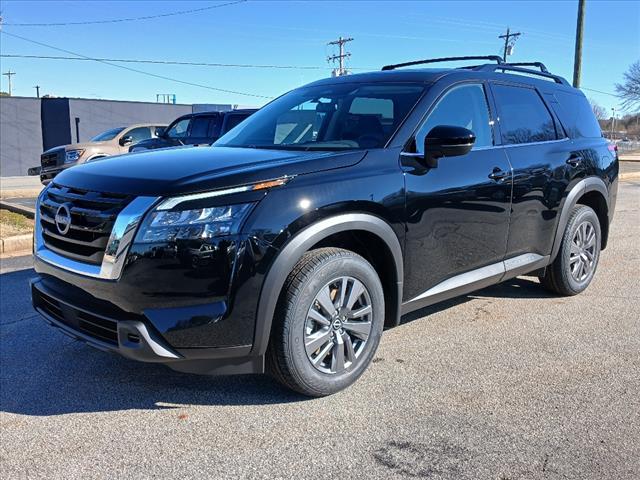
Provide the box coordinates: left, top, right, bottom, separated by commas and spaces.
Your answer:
489, 82, 572, 260
403, 82, 513, 305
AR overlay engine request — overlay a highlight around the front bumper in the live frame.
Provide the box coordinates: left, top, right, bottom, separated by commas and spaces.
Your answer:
31, 277, 264, 375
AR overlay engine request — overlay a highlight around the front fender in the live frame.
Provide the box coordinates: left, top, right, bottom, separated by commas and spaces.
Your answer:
250, 212, 403, 356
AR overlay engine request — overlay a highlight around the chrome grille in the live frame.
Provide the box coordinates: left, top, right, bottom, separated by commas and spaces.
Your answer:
39, 184, 132, 265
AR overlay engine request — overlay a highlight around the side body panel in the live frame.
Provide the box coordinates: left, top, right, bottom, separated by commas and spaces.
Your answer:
402, 80, 513, 302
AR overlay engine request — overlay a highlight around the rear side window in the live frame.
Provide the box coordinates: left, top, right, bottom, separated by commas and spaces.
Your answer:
552, 91, 602, 138
493, 84, 557, 145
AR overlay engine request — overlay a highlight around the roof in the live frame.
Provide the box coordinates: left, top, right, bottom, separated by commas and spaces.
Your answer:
177, 109, 258, 119
304, 65, 575, 93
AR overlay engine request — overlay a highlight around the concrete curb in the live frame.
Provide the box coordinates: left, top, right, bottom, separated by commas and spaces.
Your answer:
0, 200, 36, 219
1, 233, 33, 254
620, 172, 640, 181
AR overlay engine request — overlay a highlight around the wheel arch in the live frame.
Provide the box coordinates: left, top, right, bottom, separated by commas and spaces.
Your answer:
550, 177, 609, 261
251, 213, 403, 356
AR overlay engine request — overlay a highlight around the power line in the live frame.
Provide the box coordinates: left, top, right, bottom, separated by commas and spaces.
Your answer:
0, 30, 273, 99
581, 87, 620, 98
0, 53, 327, 70
2, 1, 246, 26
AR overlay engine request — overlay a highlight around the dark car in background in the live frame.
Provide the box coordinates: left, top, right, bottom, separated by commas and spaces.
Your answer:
129, 109, 257, 152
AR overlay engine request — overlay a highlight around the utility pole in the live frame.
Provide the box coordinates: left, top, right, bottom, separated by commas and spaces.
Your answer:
327, 36, 353, 76
34, 85, 40, 98
2, 70, 16, 96
573, 0, 586, 87
498, 28, 522, 62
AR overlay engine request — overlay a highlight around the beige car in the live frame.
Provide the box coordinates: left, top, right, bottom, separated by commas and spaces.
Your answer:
39, 123, 166, 184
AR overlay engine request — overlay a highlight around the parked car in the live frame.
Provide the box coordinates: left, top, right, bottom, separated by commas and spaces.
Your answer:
39, 124, 166, 184
31, 56, 618, 396
129, 109, 257, 152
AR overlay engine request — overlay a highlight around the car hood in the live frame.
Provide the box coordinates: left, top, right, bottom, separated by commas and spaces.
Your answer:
43, 141, 110, 154
53, 146, 367, 196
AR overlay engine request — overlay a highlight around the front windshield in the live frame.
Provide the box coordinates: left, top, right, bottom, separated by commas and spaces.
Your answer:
91, 127, 125, 142
214, 83, 425, 151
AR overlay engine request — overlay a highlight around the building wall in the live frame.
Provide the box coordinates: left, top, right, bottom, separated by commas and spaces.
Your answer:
0, 97, 43, 177
1, 97, 194, 176
67, 99, 192, 144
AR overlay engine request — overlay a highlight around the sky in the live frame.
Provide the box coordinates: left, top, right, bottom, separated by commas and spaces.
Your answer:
0, 0, 638, 114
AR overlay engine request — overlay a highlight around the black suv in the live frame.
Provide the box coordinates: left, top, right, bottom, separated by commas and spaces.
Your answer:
31, 57, 618, 396
130, 109, 257, 152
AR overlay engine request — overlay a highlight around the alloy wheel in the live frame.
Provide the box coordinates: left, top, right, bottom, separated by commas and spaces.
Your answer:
570, 220, 597, 282
304, 276, 373, 374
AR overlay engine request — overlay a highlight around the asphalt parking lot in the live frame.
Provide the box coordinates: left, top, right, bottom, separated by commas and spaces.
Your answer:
1, 180, 639, 479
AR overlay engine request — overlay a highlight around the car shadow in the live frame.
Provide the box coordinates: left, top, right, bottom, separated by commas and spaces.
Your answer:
400, 276, 558, 325
1, 270, 557, 417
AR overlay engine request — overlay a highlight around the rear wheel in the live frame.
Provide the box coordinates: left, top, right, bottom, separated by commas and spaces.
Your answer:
540, 205, 601, 296
267, 248, 384, 397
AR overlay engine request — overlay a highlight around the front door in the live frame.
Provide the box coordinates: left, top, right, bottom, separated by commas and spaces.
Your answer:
403, 82, 512, 305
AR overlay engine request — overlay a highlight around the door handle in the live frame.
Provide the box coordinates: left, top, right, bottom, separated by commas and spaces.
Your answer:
488, 167, 508, 181
566, 154, 583, 167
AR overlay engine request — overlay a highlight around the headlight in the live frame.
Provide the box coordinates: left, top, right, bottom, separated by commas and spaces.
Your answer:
134, 203, 252, 243
64, 149, 84, 163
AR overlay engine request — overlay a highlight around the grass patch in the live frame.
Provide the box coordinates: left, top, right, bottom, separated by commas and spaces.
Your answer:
0, 209, 34, 238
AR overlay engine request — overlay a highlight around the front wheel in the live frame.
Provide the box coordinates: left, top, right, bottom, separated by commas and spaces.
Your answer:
267, 248, 385, 397
540, 205, 601, 296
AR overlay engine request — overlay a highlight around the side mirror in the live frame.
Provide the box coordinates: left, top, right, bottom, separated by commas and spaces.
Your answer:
155, 127, 166, 138
423, 125, 476, 168
120, 135, 134, 146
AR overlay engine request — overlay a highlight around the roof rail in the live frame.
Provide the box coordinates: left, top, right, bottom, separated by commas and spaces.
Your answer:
503, 62, 549, 73
382, 55, 503, 71
473, 63, 570, 85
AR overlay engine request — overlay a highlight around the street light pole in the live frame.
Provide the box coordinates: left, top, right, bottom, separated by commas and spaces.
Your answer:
610, 107, 615, 139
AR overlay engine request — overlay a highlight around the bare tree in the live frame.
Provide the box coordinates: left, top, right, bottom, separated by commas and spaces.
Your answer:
615, 61, 640, 111
589, 98, 607, 120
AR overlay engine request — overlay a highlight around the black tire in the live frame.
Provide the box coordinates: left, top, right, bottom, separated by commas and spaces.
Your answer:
540, 205, 601, 296
267, 247, 385, 397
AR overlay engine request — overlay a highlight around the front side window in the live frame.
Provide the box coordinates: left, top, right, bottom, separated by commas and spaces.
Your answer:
215, 83, 425, 151
492, 84, 557, 145
415, 84, 493, 151
124, 127, 152, 144
165, 118, 191, 138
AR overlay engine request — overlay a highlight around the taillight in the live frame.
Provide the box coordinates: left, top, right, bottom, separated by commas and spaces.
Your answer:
607, 144, 618, 153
